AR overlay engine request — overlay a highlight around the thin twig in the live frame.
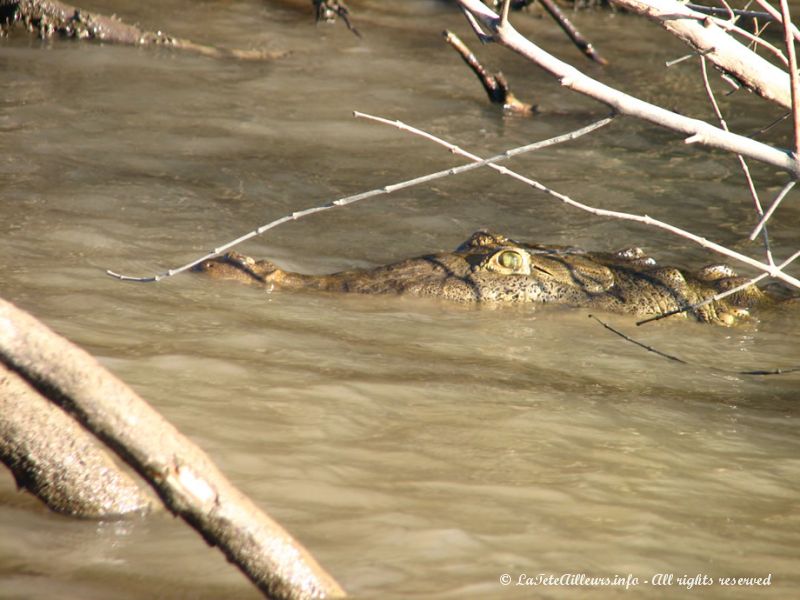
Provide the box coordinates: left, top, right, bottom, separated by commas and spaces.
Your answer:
591, 314, 800, 375
612, 0, 793, 108
754, 0, 800, 44
634, 272, 769, 325
679, 2, 788, 65
499, 0, 512, 31
699, 56, 774, 265
750, 180, 797, 240
716, 0, 737, 22
748, 111, 792, 139
665, 53, 697, 67
106, 115, 614, 282
538, 0, 609, 65
635, 246, 800, 324
704, 13, 788, 66
356, 112, 800, 289
686, 3, 772, 20
590, 315, 690, 364
779, 0, 800, 154
460, 5, 494, 43
700, 56, 729, 127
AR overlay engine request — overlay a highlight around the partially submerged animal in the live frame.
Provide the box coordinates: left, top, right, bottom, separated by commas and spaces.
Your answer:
194, 231, 782, 325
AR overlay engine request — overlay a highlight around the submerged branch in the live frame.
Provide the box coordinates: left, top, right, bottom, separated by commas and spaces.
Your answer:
590, 315, 800, 375
443, 30, 535, 115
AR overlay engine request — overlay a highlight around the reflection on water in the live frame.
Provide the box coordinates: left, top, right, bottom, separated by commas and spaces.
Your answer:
1, 1, 799, 598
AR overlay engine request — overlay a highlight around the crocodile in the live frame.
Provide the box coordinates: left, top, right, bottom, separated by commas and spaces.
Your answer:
193, 231, 784, 325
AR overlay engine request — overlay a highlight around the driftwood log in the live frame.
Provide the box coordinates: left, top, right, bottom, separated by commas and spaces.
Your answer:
0, 297, 344, 599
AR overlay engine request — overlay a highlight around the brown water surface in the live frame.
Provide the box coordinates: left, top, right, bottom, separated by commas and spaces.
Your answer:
1, 1, 799, 598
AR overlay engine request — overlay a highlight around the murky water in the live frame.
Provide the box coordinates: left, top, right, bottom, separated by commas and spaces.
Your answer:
2, 1, 799, 598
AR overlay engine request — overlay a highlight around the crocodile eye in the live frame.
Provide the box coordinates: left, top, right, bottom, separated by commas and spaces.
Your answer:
498, 250, 523, 270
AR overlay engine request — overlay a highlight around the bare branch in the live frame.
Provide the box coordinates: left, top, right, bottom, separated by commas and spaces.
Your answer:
705, 14, 788, 66
779, 0, 800, 154
754, 0, 800, 44
499, 0, 512, 31
636, 247, 800, 324
106, 115, 613, 282
538, 0, 609, 65
355, 112, 800, 289
1, 363, 155, 517
0, 298, 345, 600
455, 0, 800, 176
612, 0, 792, 108
750, 179, 797, 240
443, 30, 535, 115
699, 56, 774, 265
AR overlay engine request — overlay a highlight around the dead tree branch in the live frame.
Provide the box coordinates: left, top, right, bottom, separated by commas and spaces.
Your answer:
538, 0, 608, 65
455, 0, 800, 176
443, 30, 535, 115
1, 362, 155, 517
353, 111, 800, 290
105, 116, 614, 282
779, 0, 800, 154
611, 0, 792, 109
0, 297, 344, 600
698, 55, 775, 265
754, 0, 800, 44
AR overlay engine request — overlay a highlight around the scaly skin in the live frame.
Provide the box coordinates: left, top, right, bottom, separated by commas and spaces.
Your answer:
193, 231, 778, 325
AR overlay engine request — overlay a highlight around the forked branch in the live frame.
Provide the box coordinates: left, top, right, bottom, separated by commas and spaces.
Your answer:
455, 0, 800, 177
